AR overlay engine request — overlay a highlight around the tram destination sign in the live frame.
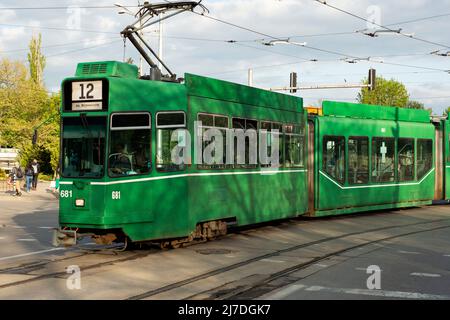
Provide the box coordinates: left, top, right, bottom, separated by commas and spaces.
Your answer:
71, 81, 103, 111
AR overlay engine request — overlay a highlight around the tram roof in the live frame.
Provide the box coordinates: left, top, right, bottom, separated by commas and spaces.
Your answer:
322, 100, 431, 123
185, 73, 303, 113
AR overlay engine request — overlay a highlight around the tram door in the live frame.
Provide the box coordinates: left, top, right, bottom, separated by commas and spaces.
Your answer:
307, 120, 315, 213
445, 119, 450, 200
434, 122, 444, 200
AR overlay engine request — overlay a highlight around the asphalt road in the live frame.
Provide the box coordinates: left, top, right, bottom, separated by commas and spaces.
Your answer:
1, 184, 450, 300
261, 226, 450, 300
0, 182, 61, 264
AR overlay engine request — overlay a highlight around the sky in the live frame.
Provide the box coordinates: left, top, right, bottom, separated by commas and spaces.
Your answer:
1, 0, 450, 114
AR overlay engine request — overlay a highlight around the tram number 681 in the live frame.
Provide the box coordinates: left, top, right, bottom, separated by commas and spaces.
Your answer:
112, 191, 121, 200
60, 190, 72, 198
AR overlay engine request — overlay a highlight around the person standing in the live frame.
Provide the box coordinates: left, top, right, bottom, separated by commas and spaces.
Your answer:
11, 166, 23, 196
25, 163, 34, 193
31, 159, 40, 190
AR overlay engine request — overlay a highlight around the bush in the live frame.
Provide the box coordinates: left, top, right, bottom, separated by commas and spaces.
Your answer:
0, 169, 6, 179
19, 144, 53, 175
38, 173, 54, 181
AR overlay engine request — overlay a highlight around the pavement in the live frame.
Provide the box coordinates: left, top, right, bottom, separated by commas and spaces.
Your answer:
0, 180, 58, 200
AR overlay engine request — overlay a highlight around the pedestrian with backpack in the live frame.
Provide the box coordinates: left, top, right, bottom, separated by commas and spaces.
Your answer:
25, 163, 34, 193
11, 166, 23, 196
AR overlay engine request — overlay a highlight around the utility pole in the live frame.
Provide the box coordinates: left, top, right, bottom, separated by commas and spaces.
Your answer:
248, 68, 253, 87
139, 9, 144, 76
158, 13, 163, 70
289, 72, 297, 93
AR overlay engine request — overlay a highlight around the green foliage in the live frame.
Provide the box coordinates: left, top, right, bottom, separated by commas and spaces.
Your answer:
19, 144, 53, 174
0, 35, 60, 175
27, 33, 46, 86
407, 100, 425, 110
357, 76, 409, 107
444, 106, 450, 115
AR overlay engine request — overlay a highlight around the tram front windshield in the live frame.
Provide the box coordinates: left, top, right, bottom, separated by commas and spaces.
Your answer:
61, 116, 106, 178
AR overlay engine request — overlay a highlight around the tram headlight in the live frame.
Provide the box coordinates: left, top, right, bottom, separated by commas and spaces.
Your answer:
75, 199, 85, 207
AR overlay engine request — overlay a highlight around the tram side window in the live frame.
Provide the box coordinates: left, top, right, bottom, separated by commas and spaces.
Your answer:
323, 136, 345, 184
348, 137, 369, 185
261, 121, 283, 168
198, 113, 228, 169
284, 124, 304, 168
156, 112, 186, 172
372, 137, 395, 183
108, 113, 151, 177
417, 139, 433, 179
232, 118, 259, 169
448, 134, 450, 163
398, 138, 415, 181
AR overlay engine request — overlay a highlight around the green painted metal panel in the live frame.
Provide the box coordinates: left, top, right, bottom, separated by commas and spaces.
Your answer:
313, 115, 435, 216
185, 73, 303, 112
322, 100, 431, 123
75, 61, 138, 79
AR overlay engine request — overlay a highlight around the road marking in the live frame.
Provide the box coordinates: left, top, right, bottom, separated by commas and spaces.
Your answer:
314, 264, 329, 268
12, 226, 25, 229
262, 284, 307, 299
38, 227, 54, 229
0, 248, 64, 262
398, 250, 421, 255
410, 273, 441, 278
261, 259, 286, 263
265, 284, 450, 300
0, 237, 5, 240
444, 255, 450, 257
305, 286, 450, 299
17, 239, 37, 242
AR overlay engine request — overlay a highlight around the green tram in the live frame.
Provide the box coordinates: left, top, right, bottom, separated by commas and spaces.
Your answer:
307, 101, 449, 217
54, 60, 450, 247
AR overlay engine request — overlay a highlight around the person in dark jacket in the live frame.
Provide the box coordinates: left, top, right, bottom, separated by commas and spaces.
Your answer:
25, 163, 34, 193
31, 159, 40, 190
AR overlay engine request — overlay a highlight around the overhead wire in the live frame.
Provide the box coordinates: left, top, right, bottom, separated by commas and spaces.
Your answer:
313, 0, 450, 50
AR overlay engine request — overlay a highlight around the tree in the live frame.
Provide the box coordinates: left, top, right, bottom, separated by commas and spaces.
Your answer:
27, 33, 46, 86
406, 100, 425, 110
444, 107, 450, 115
357, 76, 409, 108
0, 53, 60, 175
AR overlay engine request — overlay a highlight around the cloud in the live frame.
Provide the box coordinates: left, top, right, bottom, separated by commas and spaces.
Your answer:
0, 0, 449, 112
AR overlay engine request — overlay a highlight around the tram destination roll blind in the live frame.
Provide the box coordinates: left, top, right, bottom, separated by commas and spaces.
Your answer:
71, 81, 103, 111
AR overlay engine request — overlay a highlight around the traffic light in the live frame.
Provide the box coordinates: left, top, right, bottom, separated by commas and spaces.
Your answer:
368, 68, 376, 91
290, 72, 297, 93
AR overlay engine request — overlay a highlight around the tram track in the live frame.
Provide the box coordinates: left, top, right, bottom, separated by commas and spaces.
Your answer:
0, 248, 156, 290
216, 224, 450, 300
125, 216, 450, 300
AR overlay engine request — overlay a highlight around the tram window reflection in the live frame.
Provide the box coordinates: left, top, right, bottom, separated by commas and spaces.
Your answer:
398, 138, 415, 181
372, 137, 395, 183
323, 136, 345, 184
108, 113, 151, 177
348, 137, 369, 184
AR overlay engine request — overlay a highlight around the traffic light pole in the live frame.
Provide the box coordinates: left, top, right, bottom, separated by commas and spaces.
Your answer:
269, 69, 376, 92
270, 83, 372, 91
